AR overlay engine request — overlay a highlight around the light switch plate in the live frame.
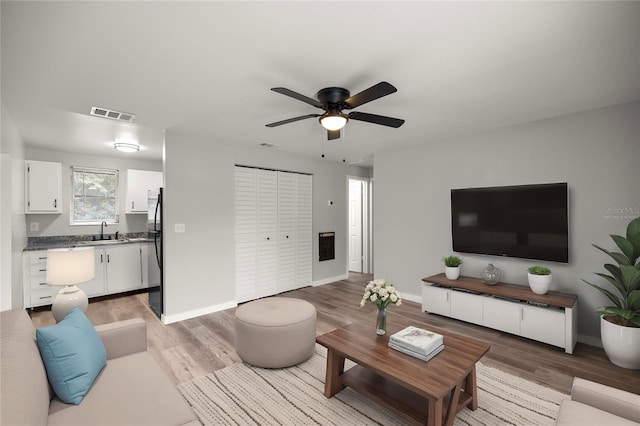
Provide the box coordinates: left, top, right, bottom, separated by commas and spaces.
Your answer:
175, 223, 186, 233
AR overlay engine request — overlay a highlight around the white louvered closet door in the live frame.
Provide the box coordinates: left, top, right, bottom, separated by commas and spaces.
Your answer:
277, 172, 296, 293
257, 169, 278, 298
235, 166, 312, 302
295, 174, 313, 288
234, 167, 258, 303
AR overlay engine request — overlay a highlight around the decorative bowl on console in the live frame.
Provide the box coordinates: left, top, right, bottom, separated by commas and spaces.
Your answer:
481, 263, 501, 285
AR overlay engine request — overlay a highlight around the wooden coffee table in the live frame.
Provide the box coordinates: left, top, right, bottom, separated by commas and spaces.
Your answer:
316, 322, 491, 426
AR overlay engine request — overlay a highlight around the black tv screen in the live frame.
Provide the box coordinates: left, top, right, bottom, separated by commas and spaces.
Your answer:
451, 183, 569, 263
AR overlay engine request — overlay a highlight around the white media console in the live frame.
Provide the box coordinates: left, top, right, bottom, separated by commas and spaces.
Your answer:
422, 273, 578, 354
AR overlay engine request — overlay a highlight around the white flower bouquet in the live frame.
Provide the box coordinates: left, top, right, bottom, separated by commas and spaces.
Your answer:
359, 279, 402, 309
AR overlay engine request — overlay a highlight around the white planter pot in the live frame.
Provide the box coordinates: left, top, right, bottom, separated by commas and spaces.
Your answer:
528, 273, 552, 295
445, 266, 460, 280
601, 316, 640, 369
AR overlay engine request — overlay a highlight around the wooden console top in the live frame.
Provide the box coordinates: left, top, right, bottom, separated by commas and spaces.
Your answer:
422, 273, 577, 309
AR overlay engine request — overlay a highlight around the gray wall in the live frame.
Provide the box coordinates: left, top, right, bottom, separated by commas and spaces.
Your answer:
24, 148, 162, 237
373, 101, 640, 344
1, 104, 27, 310
163, 130, 370, 322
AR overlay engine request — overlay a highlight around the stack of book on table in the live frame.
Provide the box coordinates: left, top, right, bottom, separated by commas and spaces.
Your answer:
389, 326, 444, 361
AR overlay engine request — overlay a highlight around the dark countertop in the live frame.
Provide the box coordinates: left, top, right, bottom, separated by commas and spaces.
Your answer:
24, 233, 151, 251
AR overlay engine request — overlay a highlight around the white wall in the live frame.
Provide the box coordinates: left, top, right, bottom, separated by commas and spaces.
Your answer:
0, 104, 27, 310
374, 101, 640, 344
24, 148, 162, 237
163, 130, 370, 322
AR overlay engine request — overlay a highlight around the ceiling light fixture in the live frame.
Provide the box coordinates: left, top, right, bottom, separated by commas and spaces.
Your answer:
319, 112, 348, 131
113, 142, 140, 153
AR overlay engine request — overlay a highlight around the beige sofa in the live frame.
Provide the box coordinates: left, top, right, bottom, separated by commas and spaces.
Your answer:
556, 377, 640, 426
0, 308, 199, 426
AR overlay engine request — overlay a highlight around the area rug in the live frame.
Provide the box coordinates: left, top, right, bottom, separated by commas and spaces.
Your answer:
178, 344, 568, 425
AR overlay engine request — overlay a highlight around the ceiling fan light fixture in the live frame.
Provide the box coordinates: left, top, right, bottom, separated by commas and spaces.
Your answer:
320, 113, 348, 131
113, 141, 140, 153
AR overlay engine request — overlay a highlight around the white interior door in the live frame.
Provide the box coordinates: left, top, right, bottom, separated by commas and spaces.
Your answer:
349, 179, 363, 272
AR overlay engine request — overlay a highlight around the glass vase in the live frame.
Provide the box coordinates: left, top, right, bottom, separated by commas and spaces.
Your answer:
376, 307, 387, 335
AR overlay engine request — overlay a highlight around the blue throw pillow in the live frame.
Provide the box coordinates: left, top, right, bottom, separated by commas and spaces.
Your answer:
36, 307, 106, 405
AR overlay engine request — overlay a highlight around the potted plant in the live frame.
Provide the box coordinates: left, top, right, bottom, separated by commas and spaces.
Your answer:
527, 266, 552, 295
443, 255, 463, 280
582, 217, 640, 369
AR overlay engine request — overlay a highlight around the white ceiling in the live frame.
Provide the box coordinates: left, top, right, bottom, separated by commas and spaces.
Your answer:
2, 1, 639, 167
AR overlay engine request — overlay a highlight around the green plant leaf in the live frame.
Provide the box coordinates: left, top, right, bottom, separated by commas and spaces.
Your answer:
594, 272, 626, 297
582, 279, 623, 308
611, 235, 635, 263
603, 263, 623, 282
626, 217, 640, 264
627, 290, 640, 311
593, 244, 631, 266
620, 265, 640, 293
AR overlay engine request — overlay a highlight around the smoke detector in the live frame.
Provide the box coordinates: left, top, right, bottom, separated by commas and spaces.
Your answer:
90, 106, 136, 123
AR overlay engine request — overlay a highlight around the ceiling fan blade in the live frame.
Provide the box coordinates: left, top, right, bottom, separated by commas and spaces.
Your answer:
271, 87, 323, 109
348, 111, 405, 128
266, 114, 320, 127
327, 129, 340, 140
343, 82, 397, 109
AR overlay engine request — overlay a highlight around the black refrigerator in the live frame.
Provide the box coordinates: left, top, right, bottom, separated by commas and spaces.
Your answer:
147, 187, 163, 319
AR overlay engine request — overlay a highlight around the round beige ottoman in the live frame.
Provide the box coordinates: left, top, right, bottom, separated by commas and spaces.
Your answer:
235, 297, 316, 368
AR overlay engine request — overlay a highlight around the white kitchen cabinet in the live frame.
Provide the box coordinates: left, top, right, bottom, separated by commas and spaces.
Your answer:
23, 243, 143, 309
23, 251, 57, 308
234, 166, 312, 303
125, 169, 163, 214
82, 249, 106, 297
25, 160, 62, 214
103, 244, 143, 294
140, 243, 149, 288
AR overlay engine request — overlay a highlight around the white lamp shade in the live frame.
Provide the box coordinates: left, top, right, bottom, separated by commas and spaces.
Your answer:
46, 247, 95, 286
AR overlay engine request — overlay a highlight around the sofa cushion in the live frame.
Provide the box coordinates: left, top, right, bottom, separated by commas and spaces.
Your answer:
36, 308, 107, 405
0, 309, 51, 426
48, 351, 197, 426
556, 400, 639, 426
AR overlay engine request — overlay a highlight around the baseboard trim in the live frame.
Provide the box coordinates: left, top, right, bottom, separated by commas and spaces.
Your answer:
312, 273, 349, 287
577, 333, 602, 348
401, 292, 422, 305
162, 300, 238, 325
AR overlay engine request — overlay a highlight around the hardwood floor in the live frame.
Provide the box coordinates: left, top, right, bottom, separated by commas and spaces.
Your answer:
29, 273, 640, 395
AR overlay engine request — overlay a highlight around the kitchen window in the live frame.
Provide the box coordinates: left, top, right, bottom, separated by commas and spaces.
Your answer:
70, 166, 119, 225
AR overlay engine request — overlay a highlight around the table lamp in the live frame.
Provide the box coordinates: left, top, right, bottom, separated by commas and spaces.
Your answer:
46, 247, 95, 322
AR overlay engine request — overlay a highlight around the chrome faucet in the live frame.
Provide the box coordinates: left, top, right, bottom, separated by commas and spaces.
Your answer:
100, 221, 107, 240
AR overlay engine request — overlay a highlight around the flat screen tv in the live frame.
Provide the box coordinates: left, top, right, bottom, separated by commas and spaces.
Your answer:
451, 183, 569, 263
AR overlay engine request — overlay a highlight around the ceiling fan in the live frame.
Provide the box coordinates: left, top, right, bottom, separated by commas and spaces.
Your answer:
266, 81, 405, 140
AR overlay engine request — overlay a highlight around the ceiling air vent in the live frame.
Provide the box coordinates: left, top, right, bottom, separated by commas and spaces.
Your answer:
90, 106, 136, 123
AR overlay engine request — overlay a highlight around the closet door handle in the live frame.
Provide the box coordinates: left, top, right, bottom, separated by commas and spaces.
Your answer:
53, 199, 57, 208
